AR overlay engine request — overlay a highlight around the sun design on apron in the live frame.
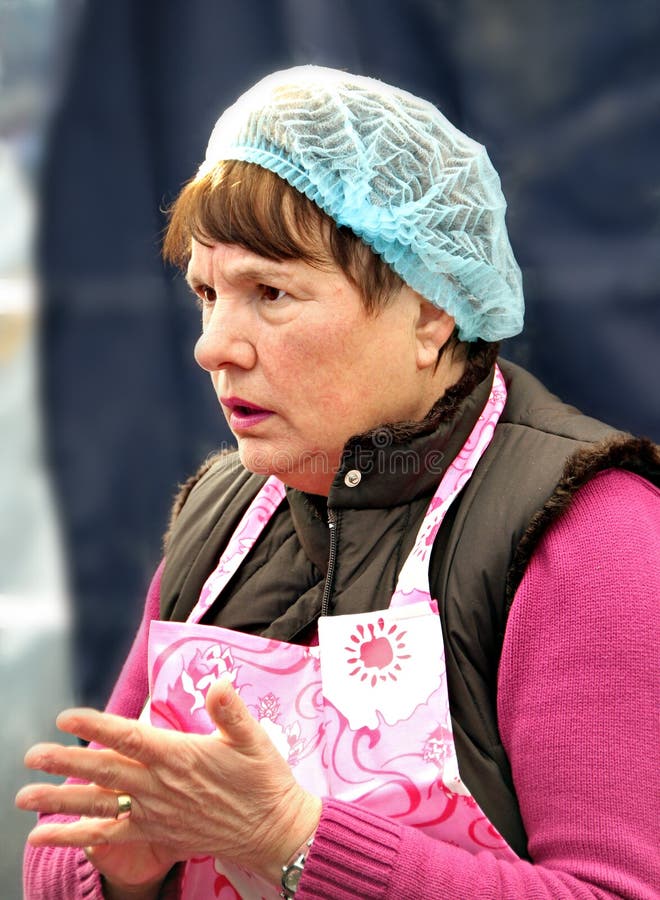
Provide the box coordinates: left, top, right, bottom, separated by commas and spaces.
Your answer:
344, 617, 411, 686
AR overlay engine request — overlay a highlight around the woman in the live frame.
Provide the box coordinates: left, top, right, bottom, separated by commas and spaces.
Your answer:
17, 66, 659, 899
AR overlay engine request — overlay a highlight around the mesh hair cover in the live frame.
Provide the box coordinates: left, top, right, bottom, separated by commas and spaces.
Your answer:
200, 66, 524, 341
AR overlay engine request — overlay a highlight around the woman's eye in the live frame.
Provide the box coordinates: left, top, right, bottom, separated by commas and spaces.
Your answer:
259, 284, 287, 303
200, 286, 216, 304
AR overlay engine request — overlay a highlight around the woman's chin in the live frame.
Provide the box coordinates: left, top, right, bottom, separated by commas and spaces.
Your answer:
238, 445, 336, 495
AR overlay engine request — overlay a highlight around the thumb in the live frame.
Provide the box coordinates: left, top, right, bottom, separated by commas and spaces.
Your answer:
206, 676, 258, 750
83, 842, 112, 865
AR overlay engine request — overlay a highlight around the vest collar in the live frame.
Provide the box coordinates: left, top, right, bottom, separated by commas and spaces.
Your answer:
322, 367, 494, 510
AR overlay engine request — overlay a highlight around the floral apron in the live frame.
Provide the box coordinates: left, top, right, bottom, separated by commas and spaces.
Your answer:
143, 364, 516, 898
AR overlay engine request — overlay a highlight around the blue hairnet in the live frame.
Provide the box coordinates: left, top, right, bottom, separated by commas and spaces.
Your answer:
199, 66, 524, 342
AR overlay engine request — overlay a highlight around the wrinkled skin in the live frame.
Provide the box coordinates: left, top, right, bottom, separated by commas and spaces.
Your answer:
16, 678, 321, 896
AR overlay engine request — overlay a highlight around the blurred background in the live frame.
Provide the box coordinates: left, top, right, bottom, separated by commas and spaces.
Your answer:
1, 0, 658, 896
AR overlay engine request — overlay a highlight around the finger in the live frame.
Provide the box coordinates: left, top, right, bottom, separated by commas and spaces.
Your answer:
26, 816, 129, 849
205, 676, 262, 752
16, 782, 126, 820
23, 743, 144, 793
56, 709, 164, 767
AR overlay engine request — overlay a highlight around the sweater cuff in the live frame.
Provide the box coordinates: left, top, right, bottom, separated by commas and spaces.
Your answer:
297, 798, 402, 899
75, 848, 106, 898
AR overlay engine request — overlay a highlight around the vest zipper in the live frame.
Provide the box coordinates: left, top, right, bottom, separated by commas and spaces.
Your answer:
320, 508, 340, 617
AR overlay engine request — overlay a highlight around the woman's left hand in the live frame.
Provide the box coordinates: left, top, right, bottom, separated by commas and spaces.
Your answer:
15, 677, 322, 886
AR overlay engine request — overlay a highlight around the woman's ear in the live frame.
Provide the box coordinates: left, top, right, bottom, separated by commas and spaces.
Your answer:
414, 295, 456, 370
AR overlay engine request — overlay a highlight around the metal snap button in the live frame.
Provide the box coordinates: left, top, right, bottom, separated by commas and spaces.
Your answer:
344, 469, 362, 487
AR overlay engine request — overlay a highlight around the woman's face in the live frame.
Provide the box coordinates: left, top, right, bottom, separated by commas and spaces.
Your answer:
188, 240, 440, 495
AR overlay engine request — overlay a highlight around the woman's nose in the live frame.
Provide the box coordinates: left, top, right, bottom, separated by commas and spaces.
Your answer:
193, 303, 256, 372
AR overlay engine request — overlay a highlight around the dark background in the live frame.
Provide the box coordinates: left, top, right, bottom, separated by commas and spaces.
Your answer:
35, 0, 660, 707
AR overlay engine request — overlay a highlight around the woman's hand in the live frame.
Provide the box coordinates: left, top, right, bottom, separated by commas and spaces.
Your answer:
15, 677, 322, 890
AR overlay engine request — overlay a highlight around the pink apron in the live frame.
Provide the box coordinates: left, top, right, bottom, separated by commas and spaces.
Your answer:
143, 364, 517, 898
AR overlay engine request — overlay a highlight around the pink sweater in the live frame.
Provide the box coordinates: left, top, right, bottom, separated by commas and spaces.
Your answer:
23, 470, 660, 899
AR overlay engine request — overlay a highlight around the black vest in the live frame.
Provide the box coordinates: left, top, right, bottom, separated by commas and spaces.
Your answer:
160, 360, 659, 859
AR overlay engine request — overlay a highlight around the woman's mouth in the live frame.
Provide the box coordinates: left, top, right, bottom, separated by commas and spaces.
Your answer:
221, 396, 274, 430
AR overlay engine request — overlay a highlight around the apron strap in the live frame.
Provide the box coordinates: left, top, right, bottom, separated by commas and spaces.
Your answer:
392, 364, 507, 605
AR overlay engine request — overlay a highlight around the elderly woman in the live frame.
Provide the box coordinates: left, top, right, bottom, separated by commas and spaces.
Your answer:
17, 67, 659, 900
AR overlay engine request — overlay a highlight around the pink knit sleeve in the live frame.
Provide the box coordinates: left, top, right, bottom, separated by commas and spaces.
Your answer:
298, 470, 660, 899
22, 560, 176, 900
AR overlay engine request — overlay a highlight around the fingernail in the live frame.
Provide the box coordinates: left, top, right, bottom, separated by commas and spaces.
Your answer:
24, 752, 43, 769
216, 674, 234, 704
15, 789, 35, 809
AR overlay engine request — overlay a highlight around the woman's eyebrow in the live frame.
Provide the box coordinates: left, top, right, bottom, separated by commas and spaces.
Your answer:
186, 262, 292, 290
230, 262, 292, 283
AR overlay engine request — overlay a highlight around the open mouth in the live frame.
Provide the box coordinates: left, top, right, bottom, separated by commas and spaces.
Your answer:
234, 402, 259, 415
221, 396, 274, 428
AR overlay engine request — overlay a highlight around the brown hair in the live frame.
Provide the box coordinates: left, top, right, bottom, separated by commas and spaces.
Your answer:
162, 160, 499, 375
162, 160, 403, 314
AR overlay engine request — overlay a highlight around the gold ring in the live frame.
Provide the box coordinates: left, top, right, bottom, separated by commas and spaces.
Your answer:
116, 793, 132, 820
